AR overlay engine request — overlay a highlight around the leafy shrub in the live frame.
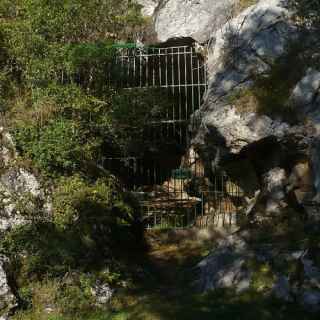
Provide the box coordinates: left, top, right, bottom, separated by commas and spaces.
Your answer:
0, 174, 140, 283
52, 174, 133, 231
109, 87, 176, 156
14, 119, 84, 175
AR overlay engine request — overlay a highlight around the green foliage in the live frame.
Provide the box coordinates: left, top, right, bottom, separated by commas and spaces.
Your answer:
52, 175, 133, 230
15, 119, 84, 174
0, 175, 138, 283
109, 88, 173, 156
12, 277, 114, 320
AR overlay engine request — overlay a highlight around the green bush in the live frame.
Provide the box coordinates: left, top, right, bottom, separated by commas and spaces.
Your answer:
52, 174, 133, 231
14, 119, 84, 175
0, 174, 140, 283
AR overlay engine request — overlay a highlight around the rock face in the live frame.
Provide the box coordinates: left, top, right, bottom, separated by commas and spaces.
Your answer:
138, 0, 239, 43
0, 128, 49, 233
193, 0, 299, 157
154, 0, 238, 43
196, 234, 252, 293
205, 0, 296, 100
197, 105, 290, 154
0, 255, 16, 319
192, 0, 319, 216
193, 0, 320, 311
0, 167, 45, 232
197, 235, 320, 311
0, 128, 49, 317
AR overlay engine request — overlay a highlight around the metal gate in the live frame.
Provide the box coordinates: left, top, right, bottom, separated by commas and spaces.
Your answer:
103, 44, 244, 229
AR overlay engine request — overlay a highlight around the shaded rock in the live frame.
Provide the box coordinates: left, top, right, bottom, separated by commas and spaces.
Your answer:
196, 234, 252, 293
263, 167, 287, 215
0, 256, 17, 319
290, 69, 320, 113
301, 291, 320, 312
310, 139, 320, 204
288, 161, 314, 204
206, 0, 296, 101
272, 276, 292, 302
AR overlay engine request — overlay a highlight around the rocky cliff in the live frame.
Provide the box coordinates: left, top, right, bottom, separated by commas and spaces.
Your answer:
189, 0, 320, 311
138, 0, 241, 43
137, 0, 320, 312
0, 128, 49, 319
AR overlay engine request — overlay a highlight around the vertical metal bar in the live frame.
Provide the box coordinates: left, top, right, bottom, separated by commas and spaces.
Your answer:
146, 52, 149, 87
201, 192, 204, 228
184, 46, 188, 120
133, 49, 136, 87
197, 54, 201, 109
164, 48, 169, 137
190, 48, 195, 116
171, 48, 175, 133
121, 49, 124, 88
152, 47, 155, 87
139, 49, 143, 87
177, 47, 182, 144
159, 48, 162, 86
204, 55, 208, 89
182, 47, 187, 146
127, 49, 130, 87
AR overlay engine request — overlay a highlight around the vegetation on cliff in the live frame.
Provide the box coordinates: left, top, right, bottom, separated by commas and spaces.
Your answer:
0, 1, 153, 318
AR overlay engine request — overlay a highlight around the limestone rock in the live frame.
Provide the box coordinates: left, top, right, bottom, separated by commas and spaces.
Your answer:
136, 0, 159, 17
290, 70, 320, 201
0, 129, 16, 168
0, 130, 50, 232
290, 69, 320, 114
0, 256, 17, 319
0, 167, 46, 232
262, 167, 287, 214
154, 0, 238, 43
288, 161, 314, 204
206, 0, 296, 101
91, 282, 114, 305
196, 234, 252, 293
1, 168, 42, 197
198, 105, 290, 154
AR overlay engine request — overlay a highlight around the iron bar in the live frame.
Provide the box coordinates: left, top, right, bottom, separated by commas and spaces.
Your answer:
102, 44, 245, 230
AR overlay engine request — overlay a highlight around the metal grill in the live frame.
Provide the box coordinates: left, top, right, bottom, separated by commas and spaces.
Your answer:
104, 44, 243, 229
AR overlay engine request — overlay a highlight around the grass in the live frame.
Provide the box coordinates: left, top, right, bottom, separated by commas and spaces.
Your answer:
239, 0, 258, 11
11, 228, 320, 320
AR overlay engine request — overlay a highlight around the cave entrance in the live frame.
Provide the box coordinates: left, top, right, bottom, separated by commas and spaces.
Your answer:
103, 43, 243, 229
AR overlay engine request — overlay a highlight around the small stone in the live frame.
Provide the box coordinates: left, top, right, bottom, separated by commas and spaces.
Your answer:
301, 291, 320, 311
91, 283, 114, 305
272, 276, 292, 302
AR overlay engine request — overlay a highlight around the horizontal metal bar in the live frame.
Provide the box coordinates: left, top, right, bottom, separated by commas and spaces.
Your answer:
148, 119, 188, 124
117, 52, 196, 58
122, 83, 207, 89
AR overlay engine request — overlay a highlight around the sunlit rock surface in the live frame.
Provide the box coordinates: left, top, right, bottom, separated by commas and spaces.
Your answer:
0, 255, 17, 320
